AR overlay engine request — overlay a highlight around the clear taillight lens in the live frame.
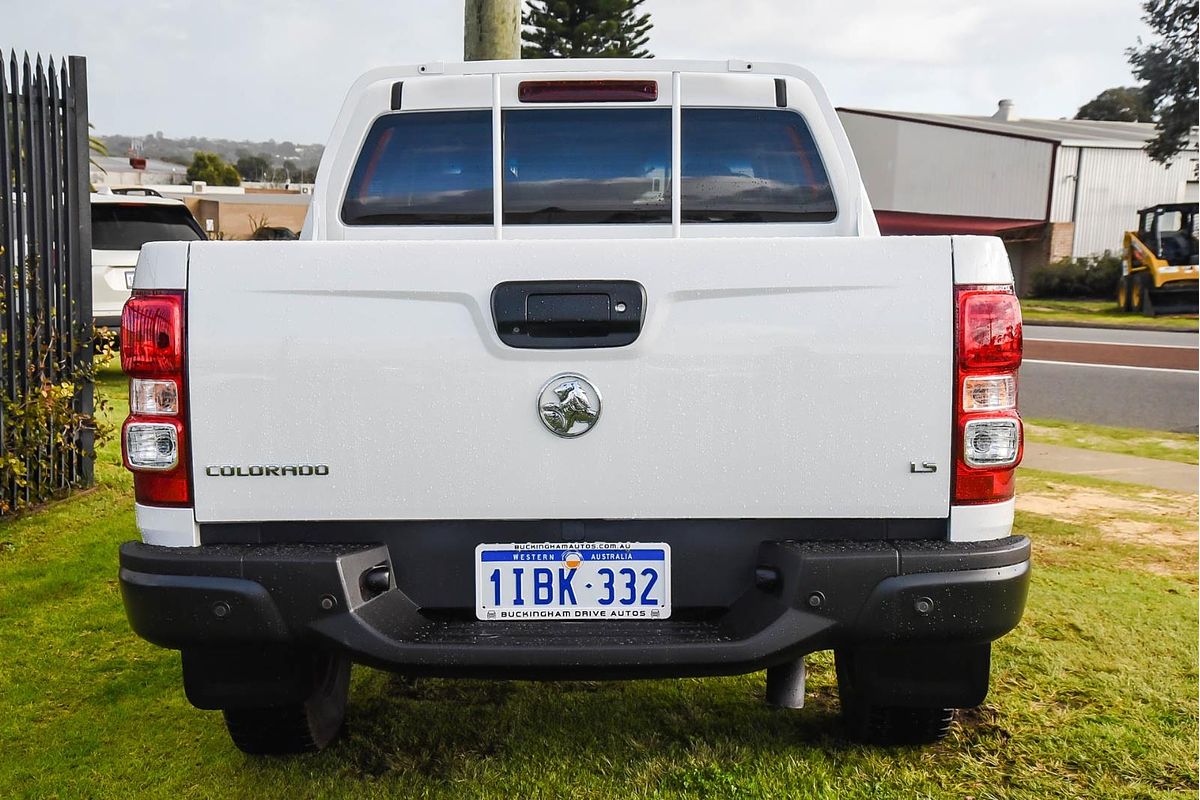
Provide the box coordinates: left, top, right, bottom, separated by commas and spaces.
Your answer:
124, 421, 180, 471
962, 374, 1016, 411
129, 378, 179, 415
963, 418, 1021, 467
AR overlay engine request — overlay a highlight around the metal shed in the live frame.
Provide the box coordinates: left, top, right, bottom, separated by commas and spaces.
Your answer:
838, 101, 1199, 293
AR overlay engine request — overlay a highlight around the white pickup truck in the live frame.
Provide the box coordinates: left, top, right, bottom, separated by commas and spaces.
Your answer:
117, 60, 1029, 754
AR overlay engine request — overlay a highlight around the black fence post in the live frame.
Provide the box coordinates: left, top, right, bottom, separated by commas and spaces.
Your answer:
68, 55, 93, 487
0, 55, 9, 504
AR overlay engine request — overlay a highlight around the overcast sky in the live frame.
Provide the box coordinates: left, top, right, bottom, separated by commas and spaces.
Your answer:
8, 0, 1152, 143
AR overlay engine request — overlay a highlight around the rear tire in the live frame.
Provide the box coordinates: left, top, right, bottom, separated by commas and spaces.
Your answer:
222, 653, 351, 754
836, 650, 954, 746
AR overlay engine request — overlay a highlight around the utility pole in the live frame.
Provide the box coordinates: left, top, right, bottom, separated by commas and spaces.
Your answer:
464, 0, 521, 61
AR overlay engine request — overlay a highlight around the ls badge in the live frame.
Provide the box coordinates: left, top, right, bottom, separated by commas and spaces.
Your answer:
538, 373, 601, 438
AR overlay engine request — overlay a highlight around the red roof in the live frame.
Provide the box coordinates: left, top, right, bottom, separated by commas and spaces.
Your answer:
875, 210, 1044, 236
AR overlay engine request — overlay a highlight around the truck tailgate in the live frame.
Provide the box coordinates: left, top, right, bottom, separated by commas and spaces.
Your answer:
186, 236, 953, 523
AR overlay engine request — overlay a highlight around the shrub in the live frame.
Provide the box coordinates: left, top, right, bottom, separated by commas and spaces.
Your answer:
0, 255, 114, 515
1029, 251, 1123, 298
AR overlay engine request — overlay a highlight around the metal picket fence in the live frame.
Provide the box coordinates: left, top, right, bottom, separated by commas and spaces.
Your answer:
0, 51, 94, 514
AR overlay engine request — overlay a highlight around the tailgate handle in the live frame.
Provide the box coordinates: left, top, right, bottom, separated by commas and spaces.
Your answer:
492, 281, 644, 349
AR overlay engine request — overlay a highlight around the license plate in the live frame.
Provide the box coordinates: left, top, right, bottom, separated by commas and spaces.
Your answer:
124, 270, 135, 289
475, 542, 671, 621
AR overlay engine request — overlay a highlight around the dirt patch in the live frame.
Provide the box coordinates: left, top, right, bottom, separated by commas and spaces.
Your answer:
1017, 484, 1198, 549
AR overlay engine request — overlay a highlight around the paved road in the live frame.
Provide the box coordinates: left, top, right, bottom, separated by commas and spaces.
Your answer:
1022, 324, 1198, 433
1025, 325, 1198, 347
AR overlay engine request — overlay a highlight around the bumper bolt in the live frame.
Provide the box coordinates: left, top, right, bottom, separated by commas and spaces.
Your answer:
914, 596, 934, 615
319, 594, 338, 612
211, 601, 231, 619
806, 591, 824, 609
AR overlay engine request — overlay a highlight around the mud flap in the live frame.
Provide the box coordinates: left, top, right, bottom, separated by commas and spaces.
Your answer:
182, 647, 332, 710
837, 642, 991, 708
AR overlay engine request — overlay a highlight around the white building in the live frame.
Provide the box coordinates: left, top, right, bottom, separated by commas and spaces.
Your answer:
91, 155, 188, 188
838, 100, 1199, 292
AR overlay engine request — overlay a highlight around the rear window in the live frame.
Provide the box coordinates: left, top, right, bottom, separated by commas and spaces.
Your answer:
503, 108, 671, 224
681, 109, 836, 223
342, 107, 836, 226
343, 110, 493, 225
91, 204, 203, 250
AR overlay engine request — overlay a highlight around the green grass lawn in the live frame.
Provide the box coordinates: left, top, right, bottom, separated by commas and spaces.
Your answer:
0, 365, 1196, 798
1025, 418, 1200, 465
1020, 298, 1198, 331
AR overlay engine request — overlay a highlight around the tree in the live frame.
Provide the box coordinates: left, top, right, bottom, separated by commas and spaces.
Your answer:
465, 0, 520, 60
1127, 0, 1198, 163
186, 151, 240, 186
1075, 86, 1154, 122
235, 154, 272, 182
522, 0, 653, 58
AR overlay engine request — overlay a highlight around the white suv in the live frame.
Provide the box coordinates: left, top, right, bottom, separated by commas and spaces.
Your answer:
91, 189, 204, 329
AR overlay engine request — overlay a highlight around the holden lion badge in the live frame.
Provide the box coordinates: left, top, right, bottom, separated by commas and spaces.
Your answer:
538, 374, 601, 438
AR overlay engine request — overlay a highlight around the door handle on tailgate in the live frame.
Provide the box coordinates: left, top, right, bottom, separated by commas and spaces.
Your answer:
492, 281, 644, 349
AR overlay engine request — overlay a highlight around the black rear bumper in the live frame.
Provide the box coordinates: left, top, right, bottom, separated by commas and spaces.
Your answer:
119, 535, 1030, 680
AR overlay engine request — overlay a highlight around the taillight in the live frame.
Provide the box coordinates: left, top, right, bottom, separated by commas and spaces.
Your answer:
953, 287, 1022, 504
958, 291, 1021, 371
517, 79, 659, 103
120, 290, 190, 506
121, 293, 184, 373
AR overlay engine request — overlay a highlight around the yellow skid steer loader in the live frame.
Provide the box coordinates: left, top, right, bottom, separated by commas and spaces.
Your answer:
1118, 203, 1199, 316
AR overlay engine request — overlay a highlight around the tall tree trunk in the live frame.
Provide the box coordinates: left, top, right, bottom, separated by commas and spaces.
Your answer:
465, 0, 521, 61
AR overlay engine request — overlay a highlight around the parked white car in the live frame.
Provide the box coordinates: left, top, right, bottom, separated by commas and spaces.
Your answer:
117, 59, 1029, 755
91, 189, 204, 329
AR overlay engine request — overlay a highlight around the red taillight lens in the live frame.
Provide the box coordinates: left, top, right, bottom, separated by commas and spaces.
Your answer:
954, 286, 1023, 504
130, 471, 192, 506
958, 290, 1022, 372
953, 462, 1017, 505
121, 292, 184, 375
517, 79, 659, 103
121, 290, 190, 507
